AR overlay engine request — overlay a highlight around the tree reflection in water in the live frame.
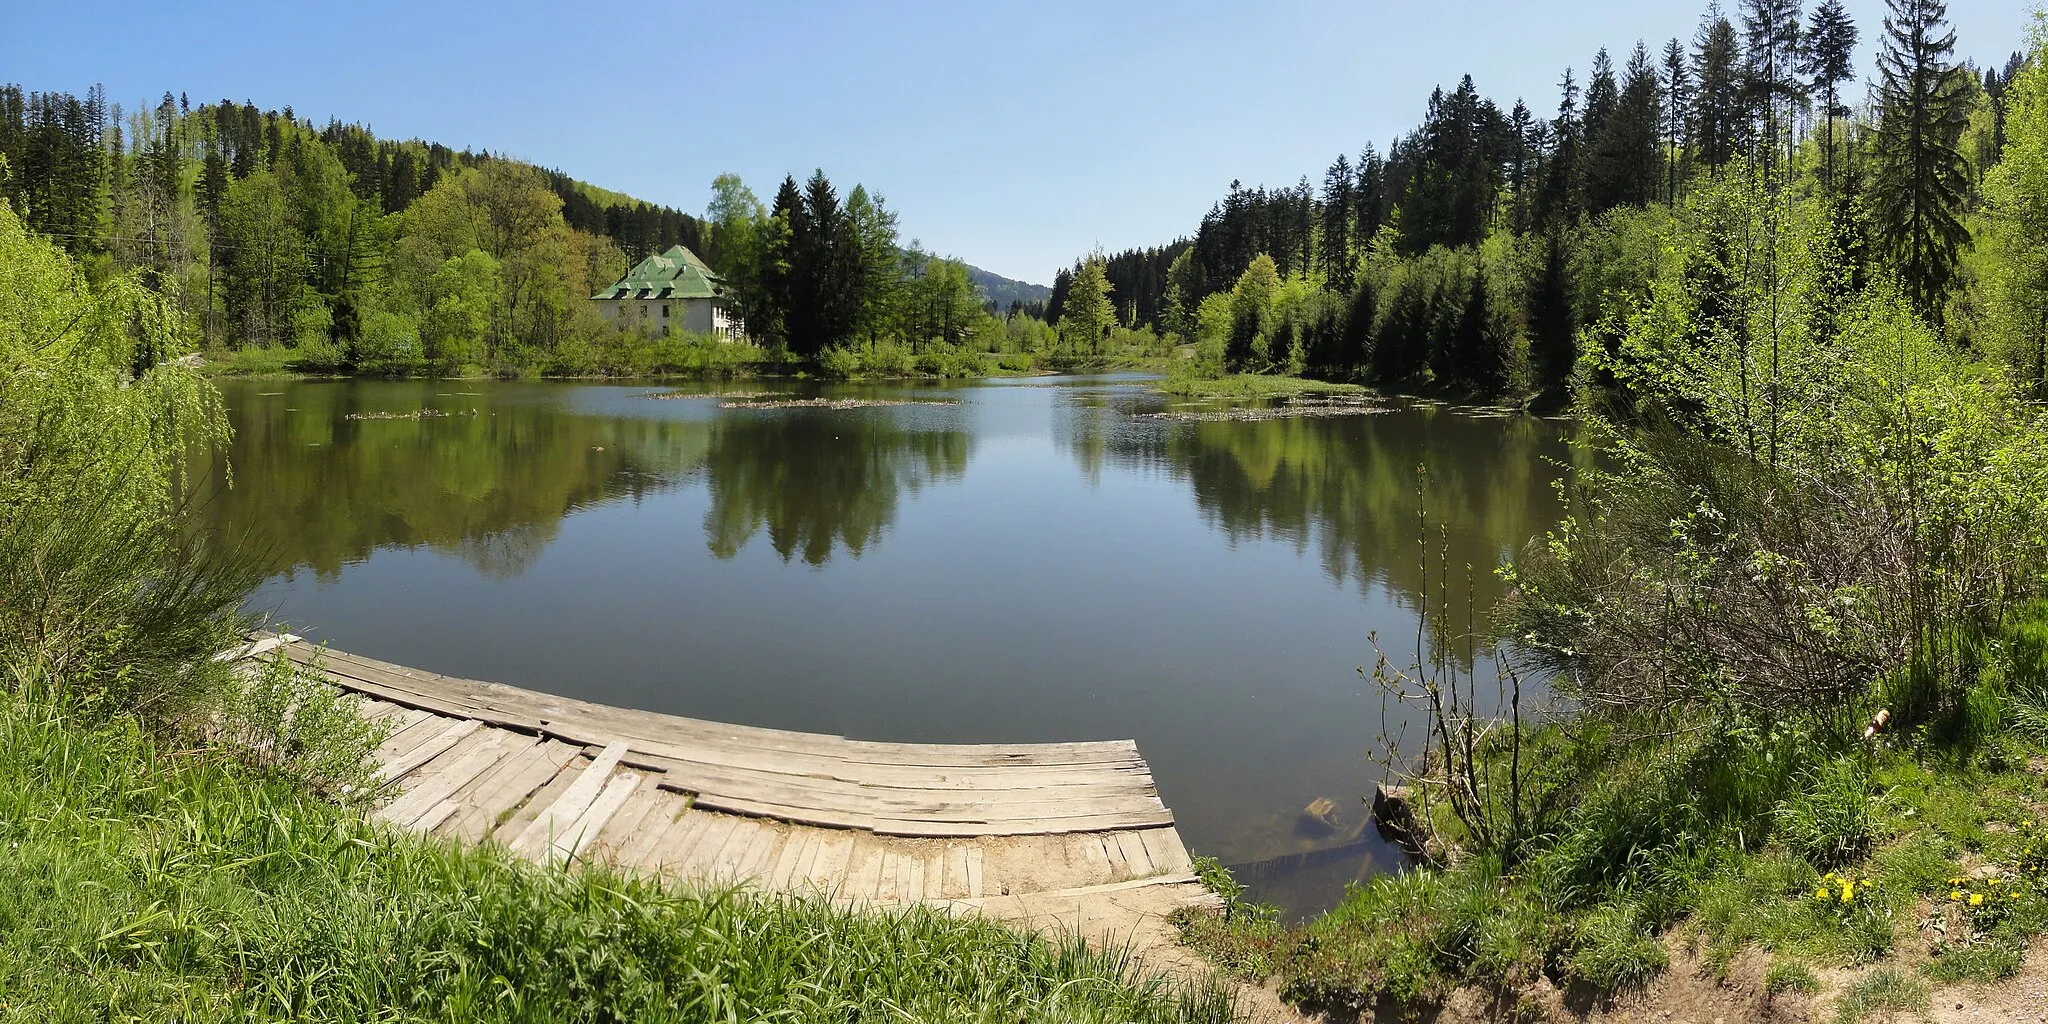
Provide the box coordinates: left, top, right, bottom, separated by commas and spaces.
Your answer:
699, 410, 971, 566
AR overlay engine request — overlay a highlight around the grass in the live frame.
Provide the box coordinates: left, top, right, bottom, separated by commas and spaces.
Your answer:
1832, 968, 1929, 1024
0, 698, 1235, 1023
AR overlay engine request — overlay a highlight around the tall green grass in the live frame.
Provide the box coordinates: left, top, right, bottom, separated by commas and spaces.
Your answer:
0, 699, 1235, 1023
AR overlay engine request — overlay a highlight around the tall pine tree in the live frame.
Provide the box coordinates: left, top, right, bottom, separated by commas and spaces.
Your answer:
1870, 0, 1973, 320
1691, 9, 1745, 172
1801, 0, 1859, 191
1318, 154, 1355, 291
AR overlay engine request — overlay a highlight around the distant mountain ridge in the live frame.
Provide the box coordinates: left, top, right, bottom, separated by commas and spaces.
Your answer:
965, 266, 1051, 308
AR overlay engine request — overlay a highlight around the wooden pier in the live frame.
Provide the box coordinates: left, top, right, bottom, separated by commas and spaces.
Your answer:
228, 635, 1218, 929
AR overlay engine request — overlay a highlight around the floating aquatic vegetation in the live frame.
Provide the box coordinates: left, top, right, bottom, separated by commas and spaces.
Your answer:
343, 409, 457, 421
1140, 397, 1388, 422
645, 389, 779, 401
719, 397, 959, 410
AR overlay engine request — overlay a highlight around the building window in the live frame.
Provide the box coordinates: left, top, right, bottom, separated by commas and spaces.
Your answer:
640, 304, 648, 316
662, 304, 670, 317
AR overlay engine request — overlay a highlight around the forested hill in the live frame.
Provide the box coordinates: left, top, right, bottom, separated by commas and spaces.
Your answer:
0, 86, 708, 274
965, 265, 1051, 308
0, 85, 1043, 371
1039, 0, 2040, 402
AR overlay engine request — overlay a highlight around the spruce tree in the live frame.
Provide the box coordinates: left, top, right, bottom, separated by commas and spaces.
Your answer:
1662, 38, 1691, 204
1584, 49, 1619, 143
1535, 68, 1583, 229
1741, 0, 1805, 177
1318, 154, 1355, 292
1507, 99, 1537, 231
1691, 9, 1745, 172
1585, 42, 1666, 215
1801, 0, 1859, 191
1870, 0, 1973, 320
762, 175, 804, 350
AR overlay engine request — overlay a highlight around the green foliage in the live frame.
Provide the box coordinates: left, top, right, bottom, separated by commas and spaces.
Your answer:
210, 650, 390, 801
0, 198, 257, 717
0, 702, 1234, 1024
1980, 15, 2048, 391
1057, 252, 1118, 359
1514, 173, 2048, 727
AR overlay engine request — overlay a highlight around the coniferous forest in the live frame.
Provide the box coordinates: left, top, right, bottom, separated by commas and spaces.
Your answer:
1052, 0, 2047, 406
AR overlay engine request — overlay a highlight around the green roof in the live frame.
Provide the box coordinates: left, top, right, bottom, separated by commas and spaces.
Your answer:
591, 245, 723, 301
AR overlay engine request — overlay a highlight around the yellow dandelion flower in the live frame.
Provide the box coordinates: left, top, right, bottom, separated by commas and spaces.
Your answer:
1970, 893, 1985, 906
1951, 889, 1965, 900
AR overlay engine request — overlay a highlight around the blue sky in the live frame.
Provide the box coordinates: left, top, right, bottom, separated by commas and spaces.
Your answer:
3, 1, 2038, 284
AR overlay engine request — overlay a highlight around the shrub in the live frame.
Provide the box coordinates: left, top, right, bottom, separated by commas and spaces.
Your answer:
0, 198, 260, 718
211, 649, 389, 801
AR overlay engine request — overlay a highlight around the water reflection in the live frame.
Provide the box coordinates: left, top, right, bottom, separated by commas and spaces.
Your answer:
1064, 399, 1577, 654
208, 382, 708, 579
700, 410, 971, 566
207, 381, 975, 577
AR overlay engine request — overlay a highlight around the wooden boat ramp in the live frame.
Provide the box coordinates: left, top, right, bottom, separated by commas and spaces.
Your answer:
226, 634, 1219, 927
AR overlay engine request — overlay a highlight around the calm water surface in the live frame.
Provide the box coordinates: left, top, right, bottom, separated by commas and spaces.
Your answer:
205, 375, 1572, 916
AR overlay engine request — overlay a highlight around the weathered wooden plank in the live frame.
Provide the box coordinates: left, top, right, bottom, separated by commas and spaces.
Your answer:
672, 814, 741, 880
413, 799, 462, 833
1138, 828, 1193, 876
843, 837, 888, 902
1114, 831, 1154, 879
1101, 831, 1131, 879
438, 737, 573, 842
215, 633, 299, 662
355, 698, 412, 723
964, 846, 985, 898
733, 825, 784, 884
637, 807, 713, 873
764, 829, 814, 892
941, 845, 971, 900
588, 782, 666, 861
376, 731, 508, 828
492, 753, 588, 845
877, 847, 908, 903
552, 770, 643, 862
298, 644, 1144, 768
613, 792, 691, 868
509, 741, 629, 856
868, 809, 1175, 837
1072, 833, 1114, 882
704, 819, 765, 882
803, 833, 858, 897
372, 710, 439, 757
378, 719, 483, 787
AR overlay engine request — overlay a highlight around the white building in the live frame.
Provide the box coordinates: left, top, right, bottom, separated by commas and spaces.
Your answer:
590, 245, 743, 339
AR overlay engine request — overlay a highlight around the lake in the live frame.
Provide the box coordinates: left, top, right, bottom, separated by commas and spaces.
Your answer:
203, 374, 1573, 916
